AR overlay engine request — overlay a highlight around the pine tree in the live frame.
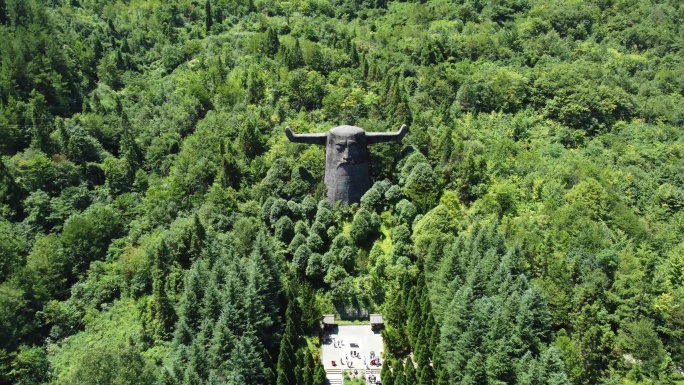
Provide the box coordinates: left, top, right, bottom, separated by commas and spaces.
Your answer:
246, 64, 265, 104
295, 349, 306, 385
436, 366, 448, 385
0, 0, 6, 25
417, 365, 434, 385
361, 54, 369, 78
264, 28, 280, 57
313, 359, 326, 385
350, 41, 359, 66
188, 214, 205, 262
407, 287, 422, 346
303, 351, 315, 385
381, 360, 395, 385
300, 282, 320, 333
405, 357, 417, 385
149, 241, 176, 340
414, 332, 428, 367
286, 288, 304, 338
179, 262, 205, 331
245, 231, 283, 337
394, 359, 406, 385
205, 0, 213, 34
461, 353, 486, 385
218, 140, 242, 189
289, 40, 305, 69
276, 300, 299, 385
26, 90, 52, 154
429, 321, 440, 357
385, 275, 407, 327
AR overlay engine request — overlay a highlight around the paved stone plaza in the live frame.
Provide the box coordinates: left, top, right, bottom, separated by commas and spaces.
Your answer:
322, 324, 384, 384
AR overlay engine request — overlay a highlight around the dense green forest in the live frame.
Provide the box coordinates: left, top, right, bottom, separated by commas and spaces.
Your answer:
1, 0, 683, 384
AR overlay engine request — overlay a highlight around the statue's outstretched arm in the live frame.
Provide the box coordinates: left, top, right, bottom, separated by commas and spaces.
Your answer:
285, 126, 327, 145
366, 124, 408, 144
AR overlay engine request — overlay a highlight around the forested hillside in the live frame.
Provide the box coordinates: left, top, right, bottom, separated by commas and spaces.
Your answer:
1, 0, 683, 384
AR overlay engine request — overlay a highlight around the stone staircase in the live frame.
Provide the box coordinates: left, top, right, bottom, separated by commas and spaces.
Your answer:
326, 367, 343, 385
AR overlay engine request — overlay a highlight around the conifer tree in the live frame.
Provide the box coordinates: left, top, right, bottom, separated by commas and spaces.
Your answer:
394, 359, 406, 385
414, 341, 426, 369
295, 349, 306, 385
26, 90, 52, 154
246, 64, 265, 104
417, 365, 434, 385
276, 300, 299, 385
405, 357, 417, 385
179, 262, 204, 331
148, 241, 176, 340
218, 145, 241, 189
350, 42, 359, 66
385, 275, 407, 327
265, 27, 280, 57
245, 231, 283, 337
205, 0, 213, 34
289, 40, 305, 69
188, 214, 205, 262
436, 367, 448, 385
381, 360, 395, 385
0, 0, 6, 25
407, 287, 422, 345
361, 54, 368, 78
300, 281, 320, 333
303, 350, 315, 385
313, 359, 326, 385
286, 287, 304, 338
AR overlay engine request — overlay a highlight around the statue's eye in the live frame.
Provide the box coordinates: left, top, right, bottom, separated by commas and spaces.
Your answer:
336, 144, 345, 151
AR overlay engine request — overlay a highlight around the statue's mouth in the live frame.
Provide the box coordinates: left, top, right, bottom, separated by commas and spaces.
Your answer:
336, 162, 365, 174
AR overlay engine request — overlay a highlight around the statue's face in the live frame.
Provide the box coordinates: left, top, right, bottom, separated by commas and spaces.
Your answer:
326, 125, 368, 168
333, 135, 366, 166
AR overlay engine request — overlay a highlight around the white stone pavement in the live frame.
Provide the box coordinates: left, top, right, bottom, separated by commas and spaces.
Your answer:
321, 324, 384, 384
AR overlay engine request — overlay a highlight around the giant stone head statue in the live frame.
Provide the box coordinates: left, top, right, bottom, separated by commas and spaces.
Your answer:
286, 124, 408, 204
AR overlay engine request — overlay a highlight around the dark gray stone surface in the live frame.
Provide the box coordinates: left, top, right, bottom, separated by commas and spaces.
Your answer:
286, 124, 408, 205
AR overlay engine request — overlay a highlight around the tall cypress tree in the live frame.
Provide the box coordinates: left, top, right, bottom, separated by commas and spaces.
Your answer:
289, 40, 305, 69
417, 365, 434, 385
264, 27, 280, 57
361, 54, 369, 78
313, 359, 326, 385
381, 360, 395, 385
414, 329, 429, 367
246, 64, 265, 104
300, 282, 319, 333
436, 366, 448, 385
350, 42, 359, 66
407, 287, 422, 345
245, 231, 283, 339
0, 0, 6, 25
303, 351, 315, 385
276, 301, 299, 385
276, 339, 294, 385
394, 359, 406, 385
148, 240, 176, 340
205, 0, 213, 34
188, 214, 205, 263
405, 357, 417, 385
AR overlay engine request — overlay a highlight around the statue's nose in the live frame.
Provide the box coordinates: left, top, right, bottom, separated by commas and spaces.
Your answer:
343, 148, 351, 161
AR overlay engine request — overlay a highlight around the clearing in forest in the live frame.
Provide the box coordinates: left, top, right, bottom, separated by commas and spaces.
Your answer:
322, 324, 384, 384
